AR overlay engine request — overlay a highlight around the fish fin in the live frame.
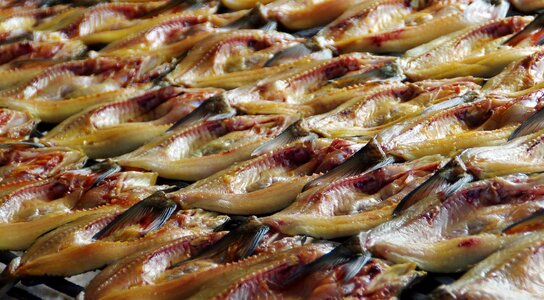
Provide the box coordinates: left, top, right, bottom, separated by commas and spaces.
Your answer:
503, 209, 544, 234
329, 62, 405, 87
283, 244, 368, 286
392, 158, 472, 217
509, 109, 544, 140
342, 252, 372, 283
505, 13, 544, 46
442, 173, 473, 197
166, 95, 235, 132
293, 26, 324, 38
264, 43, 314, 67
0, 142, 45, 149
259, 21, 277, 31
251, 121, 313, 156
223, 4, 268, 29
87, 160, 122, 189
302, 138, 390, 191
92, 191, 177, 240
420, 91, 480, 115
188, 220, 269, 262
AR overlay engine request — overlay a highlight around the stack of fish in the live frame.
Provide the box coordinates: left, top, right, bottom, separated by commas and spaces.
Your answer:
1, 0, 544, 298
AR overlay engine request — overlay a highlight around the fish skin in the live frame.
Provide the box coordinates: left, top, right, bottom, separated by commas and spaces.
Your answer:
0, 56, 162, 122
264, 155, 447, 239
510, 0, 544, 11
0, 40, 87, 70
434, 230, 544, 299
84, 231, 227, 300
483, 50, 544, 94
0, 171, 163, 250
116, 114, 296, 181
0, 5, 72, 43
316, 0, 509, 54
85, 220, 270, 300
279, 257, 424, 299
261, 0, 365, 30
107, 241, 334, 300
8, 208, 228, 277
223, 53, 398, 116
166, 29, 304, 88
378, 94, 520, 160
461, 128, 544, 179
172, 138, 363, 215
301, 78, 481, 138
221, 0, 275, 10
0, 108, 39, 143
99, 11, 242, 59
32, 2, 166, 42
42, 86, 222, 158
365, 173, 544, 273
0, 146, 86, 194
79, 1, 224, 45
404, 16, 539, 80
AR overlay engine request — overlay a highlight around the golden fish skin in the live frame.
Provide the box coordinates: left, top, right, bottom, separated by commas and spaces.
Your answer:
100, 240, 333, 300
224, 53, 397, 116
365, 173, 544, 273
172, 138, 362, 215
483, 50, 544, 93
434, 230, 544, 299
0, 171, 161, 251
116, 114, 296, 181
0, 40, 87, 71
0, 5, 71, 43
221, 0, 274, 10
316, 0, 509, 54
403, 16, 538, 80
78, 1, 224, 45
461, 128, 544, 179
263, 155, 446, 239
32, 2, 166, 42
166, 29, 304, 88
378, 95, 518, 160
0, 108, 39, 142
8, 208, 228, 277
99, 12, 242, 59
275, 258, 424, 299
0, 146, 86, 194
84, 231, 227, 300
302, 78, 481, 138
42, 86, 222, 158
262, 0, 364, 30
0, 56, 163, 122
510, 0, 544, 11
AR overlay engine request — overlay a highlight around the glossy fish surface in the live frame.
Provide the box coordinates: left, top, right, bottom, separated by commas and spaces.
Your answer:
404, 16, 539, 80
300, 78, 481, 138
365, 173, 544, 272
8, 207, 228, 276
117, 114, 295, 180
0, 108, 39, 142
264, 155, 446, 238
434, 229, 544, 299
223, 53, 398, 116
42, 86, 222, 158
166, 29, 304, 88
315, 0, 509, 54
171, 138, 362, 214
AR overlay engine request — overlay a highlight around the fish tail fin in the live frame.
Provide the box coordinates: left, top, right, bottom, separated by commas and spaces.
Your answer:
92, 191, 178, 240
303, 138, 391, 191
